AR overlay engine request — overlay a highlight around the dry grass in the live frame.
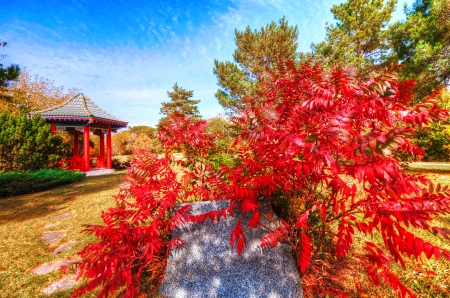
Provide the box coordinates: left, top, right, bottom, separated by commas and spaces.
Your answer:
0, 171, 126, 298
407, 162, 450, 173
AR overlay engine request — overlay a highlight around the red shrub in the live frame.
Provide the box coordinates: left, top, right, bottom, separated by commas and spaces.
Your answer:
72, 62, 450, 298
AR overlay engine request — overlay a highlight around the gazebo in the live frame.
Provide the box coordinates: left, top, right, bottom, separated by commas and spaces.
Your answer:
32, 93, 128, 173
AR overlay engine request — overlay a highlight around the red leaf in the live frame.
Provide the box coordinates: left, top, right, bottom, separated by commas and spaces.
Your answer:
295, 209, 312, 229
423, 242, 434, 259
298, 232, 312, 273
249, 212, 260, 231
230, 220, 246, 255
432, 227, 450, 240
303, 163, 310, 177
414, 237, 424, 256
241, 199, 258, 213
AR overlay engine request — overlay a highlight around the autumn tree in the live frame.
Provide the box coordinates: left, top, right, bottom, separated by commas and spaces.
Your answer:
112, 130, 132, 156
129, 126, 161, 153
129, 125, 156, 138
213, 17, 299, 113
157, 83, 201, 129
390, 0, 450, 102
5, 67, 80, 114
206, 115, 235, 152
112, 127, 161, 156
304, 0, 396, 76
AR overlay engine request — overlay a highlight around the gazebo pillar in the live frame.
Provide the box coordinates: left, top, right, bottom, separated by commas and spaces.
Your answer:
83, 123, 90, 171
99, 132, 105, 168
73, 131, 79, 157
106, 125, 112, 169
51, 121, 57, 134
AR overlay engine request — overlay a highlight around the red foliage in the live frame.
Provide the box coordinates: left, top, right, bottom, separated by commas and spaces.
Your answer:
72, 61, 450, 298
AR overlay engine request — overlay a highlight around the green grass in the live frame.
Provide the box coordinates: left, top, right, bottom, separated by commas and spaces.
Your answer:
0, 171, 126, 298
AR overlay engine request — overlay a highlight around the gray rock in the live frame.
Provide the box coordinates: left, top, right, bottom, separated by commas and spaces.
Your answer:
159, 200, 303, 298
42, 274, 78, 295
31, 260, 78, 275
41, 231, 65, 245
51, 241, 76, 255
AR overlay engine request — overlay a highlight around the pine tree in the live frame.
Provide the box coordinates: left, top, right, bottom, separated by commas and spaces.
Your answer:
157, 83, 201, 129
213, 17, 299, 113
390, 0, 450, 102
0, 40, 20, 103
305, 0, 396, 76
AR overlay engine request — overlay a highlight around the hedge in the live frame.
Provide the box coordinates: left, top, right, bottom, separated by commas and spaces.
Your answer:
0, 169, 85, 197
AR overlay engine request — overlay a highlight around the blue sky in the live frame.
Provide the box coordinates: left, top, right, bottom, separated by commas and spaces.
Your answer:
1, 0, 414, 127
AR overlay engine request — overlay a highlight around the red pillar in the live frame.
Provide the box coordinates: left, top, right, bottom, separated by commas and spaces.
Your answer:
51, 121, 57, 134
83, 123, 90, 172
99, 132, 105, 168
106, 125, 112, 169
73, 131, 79, 157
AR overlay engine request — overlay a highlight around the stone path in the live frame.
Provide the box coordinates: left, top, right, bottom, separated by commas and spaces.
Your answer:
29, 185, 84, 295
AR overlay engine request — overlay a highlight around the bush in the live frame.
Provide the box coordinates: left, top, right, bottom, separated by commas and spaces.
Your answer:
413, 123, 450, 161
112, 155, 132, 170
0, 169, 85, 197
0, 112, 65, 172
74, 63, 450, 298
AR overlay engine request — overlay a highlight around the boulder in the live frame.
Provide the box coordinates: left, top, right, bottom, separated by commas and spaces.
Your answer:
159, 200, 303, 298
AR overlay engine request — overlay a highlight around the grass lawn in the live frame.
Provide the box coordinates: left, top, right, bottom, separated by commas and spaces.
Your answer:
0, 171, 126, 298
407, 162, 450, 173
1, 168, 450, 297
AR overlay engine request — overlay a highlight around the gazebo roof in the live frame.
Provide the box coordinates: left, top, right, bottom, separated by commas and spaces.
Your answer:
33, 93, 127, 126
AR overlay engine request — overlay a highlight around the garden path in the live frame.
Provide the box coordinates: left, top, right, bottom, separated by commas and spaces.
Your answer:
30, 189, 81, 295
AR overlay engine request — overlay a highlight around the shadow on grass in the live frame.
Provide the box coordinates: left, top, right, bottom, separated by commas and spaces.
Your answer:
0, 172, 126, 225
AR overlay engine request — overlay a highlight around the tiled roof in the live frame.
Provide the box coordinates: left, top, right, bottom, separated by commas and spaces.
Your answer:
33, 93, 127, 125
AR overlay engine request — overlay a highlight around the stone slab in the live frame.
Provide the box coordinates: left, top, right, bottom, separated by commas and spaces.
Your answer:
51, 241, 76, 255
31, 260, 78, 275
159, 200, 303, 298
44, 222, 61, 229
42, 231, 65, 244
42, 274, 78, 295
53, 213, 73, 220
84, 169, 115, 176
48, 205, 66, 211
64, 190, 78, 195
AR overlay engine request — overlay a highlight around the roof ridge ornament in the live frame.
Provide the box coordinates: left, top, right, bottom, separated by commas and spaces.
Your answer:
80, 93, 93, 117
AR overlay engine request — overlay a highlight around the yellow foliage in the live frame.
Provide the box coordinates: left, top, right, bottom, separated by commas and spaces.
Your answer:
2, 67, 80, 113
